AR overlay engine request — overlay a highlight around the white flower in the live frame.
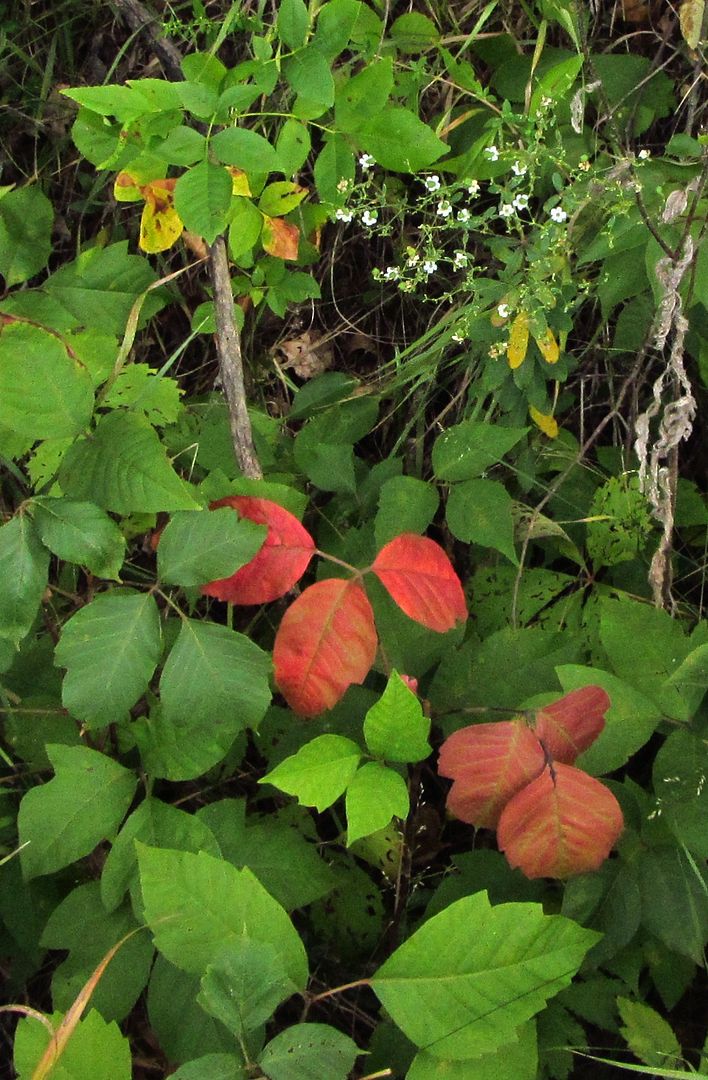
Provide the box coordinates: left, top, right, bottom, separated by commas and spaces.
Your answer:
512, 160, 527, 176
550, 206, 567, 223
513, 193, 529, 210
437, 200, 453, 218
451, 333, 464, 342
384, 266, 400, 281
638, 149, 650, 159
497, 303, 510, 318
484, 146, 499, 161
540, 95, 553, 108
499, 203, 515, 218
335, 208, 353, 222
453, 251, 468, 268
424, 175, 441, 192
422, 260, 438, 274
457, 208, 471, 223
359, 153, 375, 170
406, 251, 420, 267
362, 210, 378, 226
467, 179, 480, 195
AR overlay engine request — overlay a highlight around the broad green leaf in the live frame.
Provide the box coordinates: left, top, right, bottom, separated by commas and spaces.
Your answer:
138, 846, 309, 986
283, 47, 335, 108
389, 12, 440, 52
171, 1056, 247, 1080
277, 0, 309, 47
261, 735, 362, 812
358, 107, 448, 172
314, 135, 355, 204
314, 0, 364, 57
258, 1024, 360, 1080
371, 891, 599, 1059
13, 1009, 131, 1080
0, 186, 53, 286
154, 125, 207, 166
432, 422, 527, 481
102, 364, 183, 424
228, 197, 263, 258
31, 497, 126, 579
173, 161, 232, 244
101, 796, 221, 912
639, 846, 708, 962
55, 590, 161, 728
617, 998, 682, 1070
211, 127, 280, 173
408, 1023, 537, 1079
446, 478, 518, 565
59, 411, 199, 513
346, 762, 409, 845
276, 120, 311, 176
0, 514, 49, 645
148, 957, 238, 1064
530, 55, 583, 115
259, 182, 308, 217
181, 52, 227, 87
364, 671, 431, 763
18, 744, 137, 879
157, 507, 266, 586
0, 322, 94, 439
653, 730, 708, 857
375, 475, 439, 548
198, 938, 296, 1036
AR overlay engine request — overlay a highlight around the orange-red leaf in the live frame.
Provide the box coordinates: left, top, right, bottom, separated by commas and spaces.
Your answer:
438, 719, 546, 828
201, 496, 315, 605
273, 578, 378, 716
262, 216, 300, 260
533, 686, 610, 764
497, 763, 624, 879
371, 534, 467, 632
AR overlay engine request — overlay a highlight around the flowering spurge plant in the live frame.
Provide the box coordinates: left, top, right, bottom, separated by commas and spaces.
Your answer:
439, 687, 624, 879
201, 495, 467, 715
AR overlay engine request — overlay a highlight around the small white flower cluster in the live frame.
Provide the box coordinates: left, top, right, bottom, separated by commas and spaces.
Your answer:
499, 203, 514, 219
550, 206, 567, 223
359, 153, 375, 170
335, 208, 353, 223
484, 146, 499, 162
497, 303, 511, 318
424, 175, 442, 192
361, 210, 378, 227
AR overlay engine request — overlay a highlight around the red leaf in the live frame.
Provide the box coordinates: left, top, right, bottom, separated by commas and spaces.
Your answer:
273, 578, 378, 716
201, 496, 315, 605
438, 719, 546, 828
497, 763, 624, 879
371, 534, 467, 632
261, 216, 300, 260
533, 686, 610, 764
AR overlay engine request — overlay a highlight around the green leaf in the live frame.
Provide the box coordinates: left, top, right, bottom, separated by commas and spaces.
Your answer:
358, 107, 448, 172
259, 181, 308, 217
446, 478, 518, 565
258, 1024, 360, 1080
0, 515, 49, 645
0, 322, 94, 439
0, 186, 53, 286
261, 735, 362, 812
314, 134, 355, 204
389, 12, 440, 52
154, 125, 207, 166
211, 127, 280, 173
171, 1057, 247, 1080
408, 1023, 538, 1080
617, 998, 682, 1070
639, 846, 708, 963
283, 47, 335, 108
148, 957, 238, 1064
375, 475, 439, 548
277, 0, 310, 47
18, 744, 137, 880
174, 161, 232, 244
432, 422, 527, 481
198, 938, 296, 1037
31, 497, 126, 579
55, 590, 162, 728
228, 198, 263, 258
372, 892, 599, 1059
141, 619, 270, 780
314, 0, 364, 58
157, 508, 266, 586
138, 846, 309, 986
276, 120, 311, 176
182, 52, 227, 87
101, 796, 221, 912
14, 1009, 132, 1080
364, 671, 431, 763
346, 762, 409, 846
653, 729, 708, 857
59, 411, 199, 513
102, 364, 183, 424
529, 55, 583, 116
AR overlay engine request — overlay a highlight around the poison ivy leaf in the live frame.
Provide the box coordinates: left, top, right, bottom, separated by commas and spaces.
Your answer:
198, 938, 296, 1037
158, 507, 266, 586
638, 846, 708, 962
276, 119, 311, 175
173, 162, 232, 244
228, 197, 263, 258
262, 735, 362, 812
0, 186, 53, 286
358, 107, 448, 172
653, 729, 708, 856
438, 720, 546, 829
371, 533, 467, 632
432, 422, 527, 482
346, 762, 409, 845
259, 182, 308, 217
314, 0, 365, 57
273, 579, 378, 716
19, 744, 137, 879
374, 475, 439, 548
617, 998, 682, 1070
148, 957, 238, 1064
13, 1009, 131, 1080
371, 891, 599, 1059
389, 12, 440, 51
138, 846, 309, 986
314, 134, 355, 204
31, 497, 126, 579
446, 479, 518, 565
202, 496, 314, 604
335, 59, 393, 133
59, 411, 199, 513
277, 0, 309, 47
363, 670, 431, 763
0, 514, 50, 645
283, 47, 335, 108
171, 1057, 247, 1080
211, 127, 280, 173
408, 1023, 537, 1080
140, 178, 183, 253
55, 590, 162, 728
532, 686, 610, 764
497, 764, 624, 879
0, 321, 94, 439
258, 1024, 360, 1080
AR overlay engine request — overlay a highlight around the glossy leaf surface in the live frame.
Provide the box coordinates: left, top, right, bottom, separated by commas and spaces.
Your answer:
371, 533, 467, 632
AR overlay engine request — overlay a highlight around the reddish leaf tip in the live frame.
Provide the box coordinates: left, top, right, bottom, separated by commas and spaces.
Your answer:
371, 533, 467, 633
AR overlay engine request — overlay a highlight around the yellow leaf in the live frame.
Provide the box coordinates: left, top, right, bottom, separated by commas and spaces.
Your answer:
139, 179, 183, 254
261, 215, 300, 260
534, 327, 560, 364
228, 167, 252, 197
507, 311, 529, 369
114, 172, 143, 203
530, 405, 559, 438
680, 0, 705, 48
